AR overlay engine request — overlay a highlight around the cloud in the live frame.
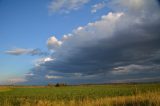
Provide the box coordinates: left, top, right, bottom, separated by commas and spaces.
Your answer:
25, 73, 34, 76
112, 64, 160, 75
62, 34, 72, 41
25, 0, 160, 84
8, 78, 27, 84
110, 76, 160, 83
91, 2, 106, 13
48, 0, 90, 14
5, 48, 48, 56
45, 75, 63, 79
34, 57, 54, 67
47, 36, 62, 50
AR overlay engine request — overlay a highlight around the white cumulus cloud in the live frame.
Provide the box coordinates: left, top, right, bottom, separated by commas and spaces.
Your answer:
48, 0, 90, 14
47, 36, 62, 50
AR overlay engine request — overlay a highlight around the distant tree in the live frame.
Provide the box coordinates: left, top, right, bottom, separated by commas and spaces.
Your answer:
55, 83, 67, 87
55, 83, 60, 87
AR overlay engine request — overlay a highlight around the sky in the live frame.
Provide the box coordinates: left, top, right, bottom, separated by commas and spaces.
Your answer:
0, 0, 160, 85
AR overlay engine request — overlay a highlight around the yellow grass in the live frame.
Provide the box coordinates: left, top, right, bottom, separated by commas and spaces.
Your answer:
0, 87, 12, 92
5, 92, 159, 106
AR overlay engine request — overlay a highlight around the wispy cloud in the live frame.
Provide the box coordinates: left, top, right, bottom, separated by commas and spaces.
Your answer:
112, 64, 159, 75
110, 77, 160, 83
8, 78, 27, 84
48, 0, 90, 14
25, 73, 34, 77
5, 48, 48, 56
91, 2, 106, 13
45, 75, 63, 79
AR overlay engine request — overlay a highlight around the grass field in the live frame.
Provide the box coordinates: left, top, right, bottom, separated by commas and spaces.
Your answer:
0, 83, 160, 106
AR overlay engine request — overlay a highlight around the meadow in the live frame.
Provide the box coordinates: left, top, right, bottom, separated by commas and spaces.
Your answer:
0, 83, 159, 106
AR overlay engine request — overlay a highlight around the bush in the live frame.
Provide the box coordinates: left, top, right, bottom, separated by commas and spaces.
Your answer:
55, 83, 67, 87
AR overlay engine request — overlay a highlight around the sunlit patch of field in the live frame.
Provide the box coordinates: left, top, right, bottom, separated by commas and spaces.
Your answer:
0, 83, 159, 106
0, 87, 12, 92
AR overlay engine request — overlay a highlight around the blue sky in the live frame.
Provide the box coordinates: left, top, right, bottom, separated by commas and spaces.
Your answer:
0, 0, 160, 85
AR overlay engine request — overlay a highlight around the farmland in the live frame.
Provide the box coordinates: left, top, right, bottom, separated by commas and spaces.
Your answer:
0, 83, 160, 106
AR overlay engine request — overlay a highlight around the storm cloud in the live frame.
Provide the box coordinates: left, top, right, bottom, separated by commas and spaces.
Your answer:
25, 0, 160, 84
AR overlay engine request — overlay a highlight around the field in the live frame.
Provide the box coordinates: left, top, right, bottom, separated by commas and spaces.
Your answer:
0, 83, 160, 106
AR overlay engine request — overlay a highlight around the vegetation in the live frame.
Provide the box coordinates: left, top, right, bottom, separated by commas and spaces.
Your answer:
0, 83, 159, 106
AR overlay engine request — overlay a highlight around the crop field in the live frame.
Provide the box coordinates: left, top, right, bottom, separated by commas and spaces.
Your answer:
0, 83, 160, 106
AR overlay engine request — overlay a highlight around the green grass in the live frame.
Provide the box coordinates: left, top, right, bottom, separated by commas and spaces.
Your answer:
0, 83, 159, 106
